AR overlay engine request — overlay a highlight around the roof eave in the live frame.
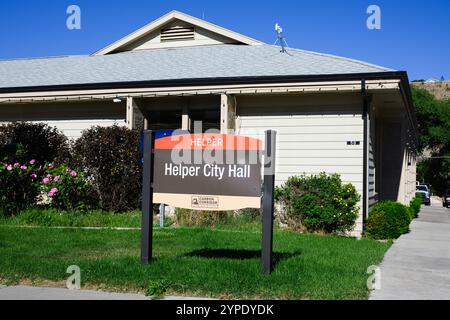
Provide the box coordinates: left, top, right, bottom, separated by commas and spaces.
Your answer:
0, 71, 406, 94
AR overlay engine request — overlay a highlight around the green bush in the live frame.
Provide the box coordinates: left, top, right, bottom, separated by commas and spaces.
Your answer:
72, 125, 142, 212
0, 160, 42, 216
40, 163, 98, 212
275, 173, 360, 234
409, 193, 422, 219
0, 122, 70, 164
236, 208, 261, 221
175, 208, 232, 227
366, 201, 411, 240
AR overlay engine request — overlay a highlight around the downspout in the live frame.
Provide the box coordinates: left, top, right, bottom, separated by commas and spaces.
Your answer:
361, 79, 369, 236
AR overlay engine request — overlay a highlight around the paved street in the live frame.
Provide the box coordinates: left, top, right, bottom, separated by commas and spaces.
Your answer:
370, 205, 450, 300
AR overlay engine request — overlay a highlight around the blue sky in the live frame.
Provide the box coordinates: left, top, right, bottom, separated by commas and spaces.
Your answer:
0, 0, 448, 80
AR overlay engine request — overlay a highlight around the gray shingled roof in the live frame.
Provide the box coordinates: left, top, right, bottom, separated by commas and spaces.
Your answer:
0, 44, 393, 89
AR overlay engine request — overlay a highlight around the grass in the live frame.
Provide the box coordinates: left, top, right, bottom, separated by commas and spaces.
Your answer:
0, 208, 263, 231
0, 223, 391, 299
1, 208, 142, 228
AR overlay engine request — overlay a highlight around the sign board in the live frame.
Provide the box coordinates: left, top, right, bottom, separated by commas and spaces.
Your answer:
140, 130, 276, 274
153, 133, 263, 211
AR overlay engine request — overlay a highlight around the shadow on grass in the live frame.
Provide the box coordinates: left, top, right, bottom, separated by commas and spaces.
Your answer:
184, 248, 301, 268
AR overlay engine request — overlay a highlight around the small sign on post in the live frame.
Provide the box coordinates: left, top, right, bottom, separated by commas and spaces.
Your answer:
140, 130, 276, 274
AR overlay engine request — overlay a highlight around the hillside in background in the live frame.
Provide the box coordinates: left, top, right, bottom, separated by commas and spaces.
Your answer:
412, 80, 450, 100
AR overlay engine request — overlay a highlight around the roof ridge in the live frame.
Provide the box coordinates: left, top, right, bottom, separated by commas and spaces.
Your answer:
264, 44, 393, 71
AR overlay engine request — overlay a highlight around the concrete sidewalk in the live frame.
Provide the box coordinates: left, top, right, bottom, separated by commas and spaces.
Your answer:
370, 205, 450, 300
0, 285, 210, 300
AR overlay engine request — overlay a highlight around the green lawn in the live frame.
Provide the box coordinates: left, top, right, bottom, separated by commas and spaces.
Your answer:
0, 224, 390, 299
0, 208, 142, 228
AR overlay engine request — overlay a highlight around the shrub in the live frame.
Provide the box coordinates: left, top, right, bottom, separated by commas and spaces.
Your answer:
175, 208, 232, 227
275, 173, 360, 234
0, 159, 42, 216
72, 125, 142, 212
0, 122, 70, 164
40, 164, 98, 212
409, 193, 422, 219
366, 201, 411, 240
236, 208, 261, 221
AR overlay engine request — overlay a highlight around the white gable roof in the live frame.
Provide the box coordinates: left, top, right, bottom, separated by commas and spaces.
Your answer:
93, 10, 263, 55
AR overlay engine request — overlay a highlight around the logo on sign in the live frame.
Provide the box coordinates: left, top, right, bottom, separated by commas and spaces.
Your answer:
191, 196, 219, 209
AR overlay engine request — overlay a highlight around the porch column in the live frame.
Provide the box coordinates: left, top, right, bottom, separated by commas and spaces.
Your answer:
126, 97, 145, 130
220, 94, 236, 134
182, 104, 190, 131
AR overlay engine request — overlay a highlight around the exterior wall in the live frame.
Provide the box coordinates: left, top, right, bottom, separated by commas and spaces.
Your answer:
235, 93, 365, 235
376, 112, 417, 205
368, 106, 377, 208
0, 100, 126, 140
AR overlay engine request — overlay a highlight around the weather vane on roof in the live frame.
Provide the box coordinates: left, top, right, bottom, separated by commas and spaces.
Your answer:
274, 23, 289, 53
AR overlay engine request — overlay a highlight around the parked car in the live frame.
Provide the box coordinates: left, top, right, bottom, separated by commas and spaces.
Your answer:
443, 189, 450, 208
416, 185, 431, 206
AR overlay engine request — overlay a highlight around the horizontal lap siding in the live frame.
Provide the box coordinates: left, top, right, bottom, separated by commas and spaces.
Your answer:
237, 98, 364, 196
34, 119, 125, 140
0, 101, 126, 140
368, 111, 377, 208
368, 138, 377, 207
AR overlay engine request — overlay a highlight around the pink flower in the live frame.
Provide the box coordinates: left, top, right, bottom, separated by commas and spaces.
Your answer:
13, 163, 20, 167
20, 165, 27, 170
6, 165, 13, 171
70, 171, 78, 177
29, 159, 36, 165
42, 178, 50, 185
54, 175, 61, 182
46, 174, 52, 178
48, 187, 59, 197
31, 173, 37, 180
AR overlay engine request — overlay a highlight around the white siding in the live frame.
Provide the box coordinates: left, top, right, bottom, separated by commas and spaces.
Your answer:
237, 94, 365, 236
36, 119, 125, 140
0, 100, 126, 140
368, 128, 377, 207
236, 95, 364, 193
0, 119, 124, 140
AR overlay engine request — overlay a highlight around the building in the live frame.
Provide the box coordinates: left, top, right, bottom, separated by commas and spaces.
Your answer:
0, 10, 417, 235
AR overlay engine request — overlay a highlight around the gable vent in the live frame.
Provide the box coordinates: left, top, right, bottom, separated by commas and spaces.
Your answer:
160, 26, 195, 42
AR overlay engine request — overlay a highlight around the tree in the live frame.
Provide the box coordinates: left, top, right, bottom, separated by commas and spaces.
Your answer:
412, 87, 450, 195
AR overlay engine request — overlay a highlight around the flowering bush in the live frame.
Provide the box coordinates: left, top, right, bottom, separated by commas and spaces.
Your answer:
275, 173, 360, 234
0, 160, 41, 216
39, 164, 98, 212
